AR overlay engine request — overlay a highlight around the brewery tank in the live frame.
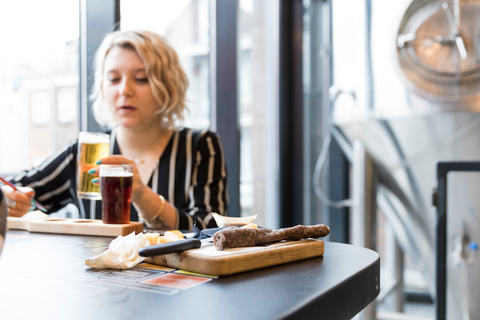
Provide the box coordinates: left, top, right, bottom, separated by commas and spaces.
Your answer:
331, 0, 480, 318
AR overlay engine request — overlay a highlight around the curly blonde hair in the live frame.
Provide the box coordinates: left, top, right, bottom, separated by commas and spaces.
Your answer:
91, 30, 189, 129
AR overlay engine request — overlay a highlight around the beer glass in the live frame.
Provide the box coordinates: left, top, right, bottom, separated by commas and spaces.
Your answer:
99, 164, 133, 224
77, 132, 110, 200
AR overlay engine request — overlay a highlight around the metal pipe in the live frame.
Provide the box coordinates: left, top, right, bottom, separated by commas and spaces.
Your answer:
352, 140, 378, 320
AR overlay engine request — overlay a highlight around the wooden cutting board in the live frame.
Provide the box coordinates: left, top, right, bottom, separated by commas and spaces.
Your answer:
145, 239, 324, 276
6, 217, 144, 237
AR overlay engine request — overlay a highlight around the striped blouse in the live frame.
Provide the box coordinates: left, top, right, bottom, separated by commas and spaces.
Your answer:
8, 127, 228, 230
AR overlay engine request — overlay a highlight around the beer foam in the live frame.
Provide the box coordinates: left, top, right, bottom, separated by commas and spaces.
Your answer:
99, 165, 133, 177
79, 132, 110, 144
100, 171, 133, 177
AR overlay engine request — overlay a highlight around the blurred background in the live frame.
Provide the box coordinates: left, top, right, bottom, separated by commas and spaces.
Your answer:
3, 0, 480, 319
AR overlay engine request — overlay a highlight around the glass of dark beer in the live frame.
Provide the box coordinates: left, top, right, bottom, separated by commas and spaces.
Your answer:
77, 132, 110, 200
99, 164, 133, 224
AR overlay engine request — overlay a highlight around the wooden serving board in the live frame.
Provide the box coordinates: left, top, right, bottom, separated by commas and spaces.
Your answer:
145, 239, 324, 276
6, 217, 143, 237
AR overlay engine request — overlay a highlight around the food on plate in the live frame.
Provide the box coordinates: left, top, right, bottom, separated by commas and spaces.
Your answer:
213, 224, 330, 250
145, 232, 160, 245
144, 230, 184, 244
241, 223, 258, 229
157, 230, 185, 243
212, 212, 257, 227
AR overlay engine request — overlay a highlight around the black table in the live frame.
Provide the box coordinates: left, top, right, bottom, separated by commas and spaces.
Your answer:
0, 230, 380, 320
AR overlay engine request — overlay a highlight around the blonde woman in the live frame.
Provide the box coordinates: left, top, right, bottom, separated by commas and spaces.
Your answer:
1, 30, 228, 230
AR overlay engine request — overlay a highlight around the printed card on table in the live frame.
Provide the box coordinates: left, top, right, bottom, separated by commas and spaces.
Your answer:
141, 273, 212, 290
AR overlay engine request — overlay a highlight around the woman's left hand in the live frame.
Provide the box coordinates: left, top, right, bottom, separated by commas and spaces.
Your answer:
90, 155, 146, 203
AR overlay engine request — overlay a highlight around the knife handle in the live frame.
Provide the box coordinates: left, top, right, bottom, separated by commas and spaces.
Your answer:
138, 238, 202, 257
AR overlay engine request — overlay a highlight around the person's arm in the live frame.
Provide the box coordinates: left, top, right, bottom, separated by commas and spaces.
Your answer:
0, 185, 35, 217
94, 155, 178, 229
2, 140, 79, 216
133, 186, 178, 230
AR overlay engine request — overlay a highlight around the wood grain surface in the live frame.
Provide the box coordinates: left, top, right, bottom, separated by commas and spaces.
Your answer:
146, 239, 325, 276
6, 217, 144, 237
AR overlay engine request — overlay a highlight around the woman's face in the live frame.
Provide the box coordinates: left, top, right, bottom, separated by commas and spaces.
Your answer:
102, 46, 162, 130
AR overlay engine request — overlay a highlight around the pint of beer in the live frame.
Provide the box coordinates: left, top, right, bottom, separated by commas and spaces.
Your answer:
99, 165, 133, 224
77, 132, 110, 200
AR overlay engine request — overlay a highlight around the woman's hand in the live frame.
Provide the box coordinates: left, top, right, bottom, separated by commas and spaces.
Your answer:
90, 155, 177, 229
0, 185, 36, 217
90, 155, 146, 203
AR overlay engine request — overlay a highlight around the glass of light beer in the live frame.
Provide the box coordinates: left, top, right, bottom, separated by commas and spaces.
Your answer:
99, 164, 133, 224
77, 132, 110, 200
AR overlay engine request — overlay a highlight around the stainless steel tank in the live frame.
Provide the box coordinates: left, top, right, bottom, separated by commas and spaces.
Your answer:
331, 0, 480, 318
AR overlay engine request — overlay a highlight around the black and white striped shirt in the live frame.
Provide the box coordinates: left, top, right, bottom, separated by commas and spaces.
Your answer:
8, 128, 228, 230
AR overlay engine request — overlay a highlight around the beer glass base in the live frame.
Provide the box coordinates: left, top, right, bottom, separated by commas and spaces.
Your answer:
78, 192, 102, 200
103, 220, 130, 224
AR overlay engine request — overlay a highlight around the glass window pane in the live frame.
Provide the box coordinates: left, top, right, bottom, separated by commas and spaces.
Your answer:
57, 88, 77, 124
302, 0, 330, 226
0, 0, 79, 176
32, 92, 51, 125
238, 0, 280, 227
120, 0, 211, 129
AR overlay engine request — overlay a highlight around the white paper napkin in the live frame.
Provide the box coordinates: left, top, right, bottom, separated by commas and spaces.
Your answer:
85, 232, 152, 269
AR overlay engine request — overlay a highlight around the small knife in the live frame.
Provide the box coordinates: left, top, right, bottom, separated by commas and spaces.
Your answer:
138, 238, 213, 257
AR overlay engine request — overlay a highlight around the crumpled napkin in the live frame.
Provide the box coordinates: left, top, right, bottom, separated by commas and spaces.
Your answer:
85, 232, 152, 269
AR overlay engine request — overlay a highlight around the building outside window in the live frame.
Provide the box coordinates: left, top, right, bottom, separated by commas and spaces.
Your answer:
57, 87, 77, 124
0, 0, 79, 176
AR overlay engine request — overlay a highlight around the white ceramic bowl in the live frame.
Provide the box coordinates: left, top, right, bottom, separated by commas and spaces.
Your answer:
212, 212, 257, 227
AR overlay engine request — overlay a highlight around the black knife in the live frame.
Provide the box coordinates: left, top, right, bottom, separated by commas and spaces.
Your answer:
138, 237, 213, 257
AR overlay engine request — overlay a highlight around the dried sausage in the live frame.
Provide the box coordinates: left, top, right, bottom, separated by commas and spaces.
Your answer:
213, 224, 330, 250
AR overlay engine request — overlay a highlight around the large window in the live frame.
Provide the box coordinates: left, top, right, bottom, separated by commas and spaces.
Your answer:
0, 0, 79, 176
0, 0, 331, 229
238, 0, 280, 227
120, 0, 211, 130
121, 0, 282, 225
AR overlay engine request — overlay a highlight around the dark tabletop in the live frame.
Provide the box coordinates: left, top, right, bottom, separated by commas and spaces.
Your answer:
0, 230, 380, 320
